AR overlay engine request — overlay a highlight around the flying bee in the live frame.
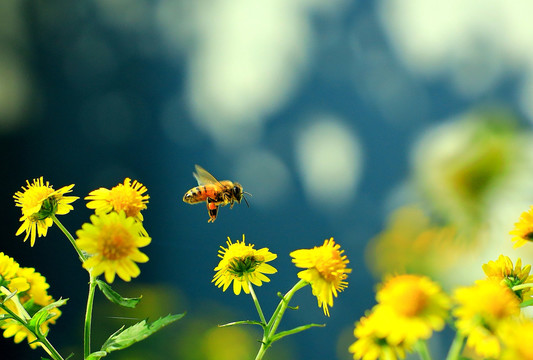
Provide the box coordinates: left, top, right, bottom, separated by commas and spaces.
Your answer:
183, 165, 250, 223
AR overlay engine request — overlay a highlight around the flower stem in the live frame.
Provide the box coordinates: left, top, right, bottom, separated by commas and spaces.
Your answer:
415, 340, 432, 360
51, 214, 87, 262
248, 282, 267, 325
254, 279, 308, 360
0, 302, 64, 360
445, 332, 465, 360
84, 274, 97, 359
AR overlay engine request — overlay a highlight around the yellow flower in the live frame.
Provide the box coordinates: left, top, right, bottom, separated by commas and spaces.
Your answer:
290, 238, 351, 316
86, 178, 149, 219
75, 211, 151, 283
349, 309, 412, 360
453, 279, 521, 359
510, 206, 533, 248
16, 267, 52, 306
0, 253, 30, 297
482, 254, 533, 300
213, 235, 277, 295
0, 254, 60, 350
500, 319, 533, 360
14, 177, 78, 246
372, 274, 450, 345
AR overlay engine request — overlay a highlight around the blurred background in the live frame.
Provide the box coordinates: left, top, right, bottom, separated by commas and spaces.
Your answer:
3, 0, 533, 359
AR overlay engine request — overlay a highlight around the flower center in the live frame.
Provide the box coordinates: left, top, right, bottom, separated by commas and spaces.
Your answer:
99, 224, 135, 260
228, 254, 264, 277
388, 282, 428, 317
109, 186, 144, 218
525, 231, 533, 241
315, 250, 346, 283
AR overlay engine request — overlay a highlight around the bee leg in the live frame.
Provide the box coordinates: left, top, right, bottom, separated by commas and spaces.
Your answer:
206, 198, 218, 223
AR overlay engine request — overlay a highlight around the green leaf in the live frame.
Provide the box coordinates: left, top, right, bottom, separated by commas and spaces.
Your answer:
27, 298, 67, 337
96, 280, 141, 308
270, 323, 325, 344
101, 313, 185, 353
86, 351, 107, 360
218, 320, 265, 328
520, 298, 533, 307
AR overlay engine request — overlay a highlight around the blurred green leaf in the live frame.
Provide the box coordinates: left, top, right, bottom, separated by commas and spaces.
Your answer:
270, 323, 325, 344
100, 313, 185, 354
96, 280, 141, 308
86, 351, 107, 360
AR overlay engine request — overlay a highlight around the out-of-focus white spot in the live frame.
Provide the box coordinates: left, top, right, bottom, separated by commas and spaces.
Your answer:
234, 150, 290, 209
156, 0, 346, 148
295, 116, 363, 210
379, 0, 533, 97
0, 51, 33, 132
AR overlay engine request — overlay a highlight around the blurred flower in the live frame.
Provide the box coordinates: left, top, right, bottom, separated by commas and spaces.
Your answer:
453, 279, 520, 359
86, 178, 149, 235
373, 274, 450, 345
366, 206, 465, 280
510, 206, 533, 248
290, 238, 351, 316
349, 309, 412, 360
76, 211, 150, 283
0, 253, 61, 349
213, 235, 277, 295
411, 110, 524, 229
500, 319, 533, 360
0, 253, 29, 296
482, 255, 533, 300
1, 299, 61, 349
14, 177, 78, 246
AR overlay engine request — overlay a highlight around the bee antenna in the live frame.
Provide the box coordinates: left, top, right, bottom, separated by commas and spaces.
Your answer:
243, 194, 251, 208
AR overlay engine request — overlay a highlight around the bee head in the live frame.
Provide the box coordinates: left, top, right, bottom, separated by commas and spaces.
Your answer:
232, 183, 243, 202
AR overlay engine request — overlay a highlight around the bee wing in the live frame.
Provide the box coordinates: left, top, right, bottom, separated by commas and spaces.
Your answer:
193, 165, 223, 186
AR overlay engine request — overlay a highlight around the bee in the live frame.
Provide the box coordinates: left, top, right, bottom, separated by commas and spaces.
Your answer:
183, 165, 250, 223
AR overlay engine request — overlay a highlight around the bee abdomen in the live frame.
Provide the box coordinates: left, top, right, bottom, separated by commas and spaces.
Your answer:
183, 186, 208, 203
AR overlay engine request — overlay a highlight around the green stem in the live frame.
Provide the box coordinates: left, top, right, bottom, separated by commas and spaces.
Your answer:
0, 303, 64, 360
84, 274, 97, 359
415, 340, 432, 360
512, 282, 533, 292
445, 332, 465, 360
51, 214, 87, 262
254, 279, 308, 360
248, 282, 266, 325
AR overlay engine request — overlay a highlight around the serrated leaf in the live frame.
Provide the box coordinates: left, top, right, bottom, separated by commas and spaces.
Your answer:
96, 280, 141, 308
101, 313, 185, 353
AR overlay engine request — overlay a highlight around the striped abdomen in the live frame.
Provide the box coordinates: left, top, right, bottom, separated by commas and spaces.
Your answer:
183, 185, 220, 204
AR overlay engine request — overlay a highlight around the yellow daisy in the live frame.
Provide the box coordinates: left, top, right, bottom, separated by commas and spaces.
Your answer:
85, 178, 149, 220
0, 253, 30, 296
349, 309, 412, 360
510, 206, 533, 248
16, 267, 52, 306
373, 274, 450, 345
75, 211, 151, 283
500, 319, 533, 360
213, 235, 277, 295
453, 279, 521, 359
482, 254, 533, 300
290, 238, 351, 316
14, 177, 78, 246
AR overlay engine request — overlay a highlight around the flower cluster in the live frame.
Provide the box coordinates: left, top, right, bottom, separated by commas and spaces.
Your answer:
350, 254, 533, 360
349, 274, 450, 359
76, 178, 151, 283
0, 252, 61, 349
